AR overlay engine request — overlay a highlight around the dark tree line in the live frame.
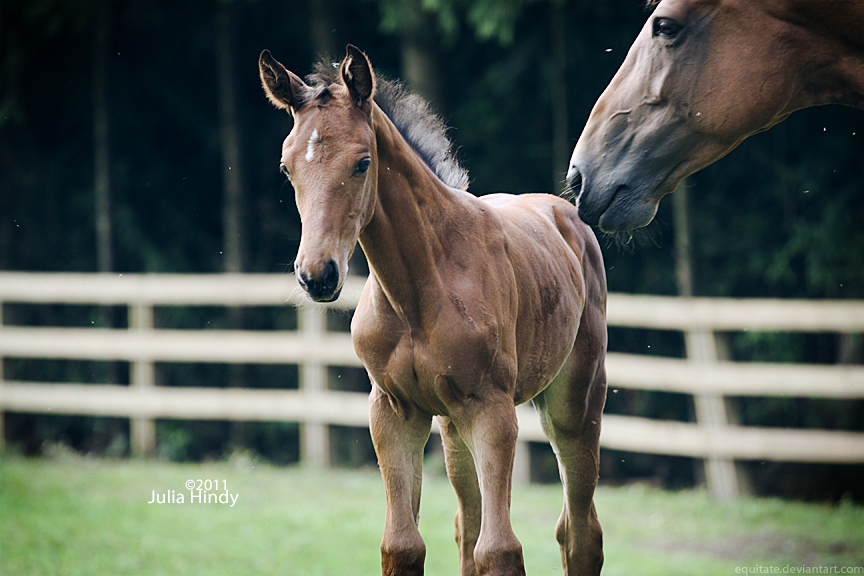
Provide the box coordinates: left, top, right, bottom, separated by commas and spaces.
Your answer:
1, 0, 862, 500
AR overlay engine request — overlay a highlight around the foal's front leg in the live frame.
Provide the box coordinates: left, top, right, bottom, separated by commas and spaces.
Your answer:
455, 401, 526, 576
438, 415, 482, 576
369, 383, 433, 576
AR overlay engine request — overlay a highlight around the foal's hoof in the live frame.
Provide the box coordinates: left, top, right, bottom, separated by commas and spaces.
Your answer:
381, 539, 425, 576
475, 544, 526, 576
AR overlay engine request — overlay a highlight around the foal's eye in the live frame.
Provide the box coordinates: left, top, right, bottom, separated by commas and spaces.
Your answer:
280, 163, 291, 180
652, 17, 682, 39
355, 158, 371, 174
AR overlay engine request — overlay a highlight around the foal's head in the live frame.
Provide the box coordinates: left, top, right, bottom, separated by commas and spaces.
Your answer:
260, 46, 377, 302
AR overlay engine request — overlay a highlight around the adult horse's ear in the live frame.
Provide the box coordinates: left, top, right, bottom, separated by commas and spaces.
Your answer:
341, 45, 374, 106
259, 50, 308, 111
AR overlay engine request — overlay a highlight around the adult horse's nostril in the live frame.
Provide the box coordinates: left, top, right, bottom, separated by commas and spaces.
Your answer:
566, 168, 583, 198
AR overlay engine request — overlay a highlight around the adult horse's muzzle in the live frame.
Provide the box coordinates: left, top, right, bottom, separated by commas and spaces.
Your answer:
296, 259, 343, 303
567, 163, 660, 233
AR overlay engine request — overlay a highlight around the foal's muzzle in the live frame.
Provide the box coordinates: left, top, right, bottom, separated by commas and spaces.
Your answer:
297, 259, 342, 302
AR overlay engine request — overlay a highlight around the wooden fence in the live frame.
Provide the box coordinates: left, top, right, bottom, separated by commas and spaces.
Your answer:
1, 272, 862, 498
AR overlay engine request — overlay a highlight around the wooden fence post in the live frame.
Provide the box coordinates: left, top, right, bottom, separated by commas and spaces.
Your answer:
0, 300, 5, 448
129, 303, 155, 456
686, 328, 739, 499
299, 306, 330, 467
512, 439, 531, 484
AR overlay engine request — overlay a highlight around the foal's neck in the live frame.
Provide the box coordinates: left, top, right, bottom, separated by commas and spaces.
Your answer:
358, 105, 470, 325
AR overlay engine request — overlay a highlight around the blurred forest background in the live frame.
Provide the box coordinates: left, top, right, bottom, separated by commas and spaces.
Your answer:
1, 0, 862, 500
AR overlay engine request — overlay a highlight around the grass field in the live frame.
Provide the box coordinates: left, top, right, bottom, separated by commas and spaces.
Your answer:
1, 453, 862, 575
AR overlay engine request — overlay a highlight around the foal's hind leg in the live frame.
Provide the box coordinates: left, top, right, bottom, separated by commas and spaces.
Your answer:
369, 383, 433, 576
534, 354, 606, 576
438, 415, 482, 576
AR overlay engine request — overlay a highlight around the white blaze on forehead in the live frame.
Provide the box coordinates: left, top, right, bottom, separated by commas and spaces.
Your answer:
305, 128, 319, 162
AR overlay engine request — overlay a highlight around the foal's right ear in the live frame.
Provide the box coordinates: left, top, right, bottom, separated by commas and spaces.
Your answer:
341, 45, 374, 106
259, 50, 308, 111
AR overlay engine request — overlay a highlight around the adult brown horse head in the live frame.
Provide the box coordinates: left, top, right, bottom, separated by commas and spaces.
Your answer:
568, 0, 864, 232
259, 46, 377, 301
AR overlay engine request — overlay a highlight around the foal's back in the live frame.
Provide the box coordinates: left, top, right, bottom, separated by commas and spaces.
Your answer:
477, 191, 604, 402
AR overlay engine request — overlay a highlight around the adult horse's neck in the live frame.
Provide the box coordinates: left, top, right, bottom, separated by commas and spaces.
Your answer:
358, 105, 467, 327
784, 0, 864, 109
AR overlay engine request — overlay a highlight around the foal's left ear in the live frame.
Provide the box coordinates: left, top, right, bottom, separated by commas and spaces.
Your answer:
341, 45, 375, 106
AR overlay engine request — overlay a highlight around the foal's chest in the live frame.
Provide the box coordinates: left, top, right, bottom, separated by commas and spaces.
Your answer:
351, 289, 501, 415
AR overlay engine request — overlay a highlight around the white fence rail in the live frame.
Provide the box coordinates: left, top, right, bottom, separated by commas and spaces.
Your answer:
1, 272, 863, 498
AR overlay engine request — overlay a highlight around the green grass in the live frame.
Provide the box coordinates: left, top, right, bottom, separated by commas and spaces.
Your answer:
1, 454, 862, 575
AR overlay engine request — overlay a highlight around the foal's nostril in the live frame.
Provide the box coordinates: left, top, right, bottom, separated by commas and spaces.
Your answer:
296, 267, 309, 289
298, 259, 341, 302
321, 259, 338, 286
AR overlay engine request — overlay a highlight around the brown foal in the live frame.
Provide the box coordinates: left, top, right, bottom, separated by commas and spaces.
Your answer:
261, 45, 608, 576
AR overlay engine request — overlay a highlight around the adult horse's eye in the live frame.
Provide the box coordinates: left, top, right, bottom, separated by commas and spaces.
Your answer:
280, 163, 291, 180
652, 17, 682, 39
355, 158, 371, 174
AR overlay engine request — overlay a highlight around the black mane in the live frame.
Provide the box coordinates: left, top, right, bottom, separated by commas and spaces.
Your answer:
307, 62, 470, 191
